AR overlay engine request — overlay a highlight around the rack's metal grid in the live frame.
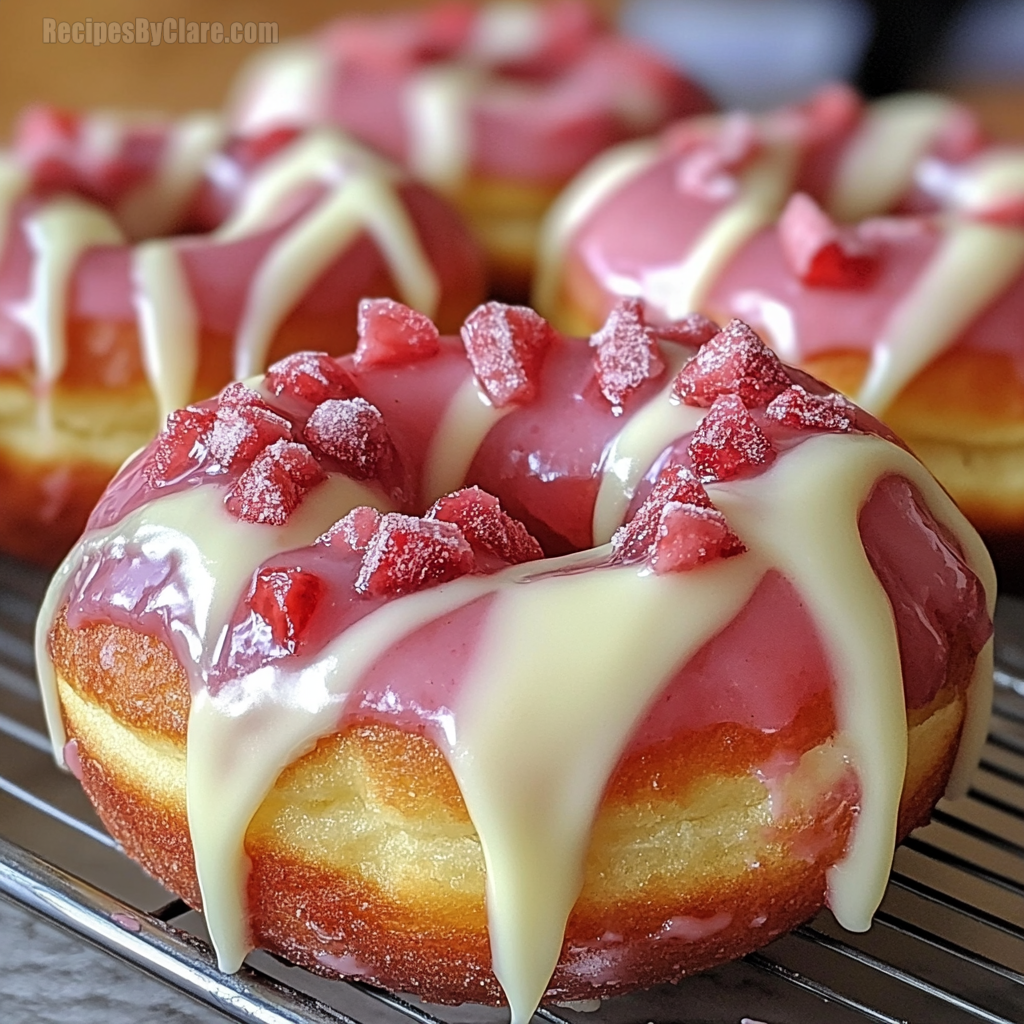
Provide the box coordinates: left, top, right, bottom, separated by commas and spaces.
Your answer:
1, 551, 1022, 1024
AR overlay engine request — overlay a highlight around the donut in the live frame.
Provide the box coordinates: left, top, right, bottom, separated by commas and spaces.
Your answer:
534, 86, 1024, 587
228, 0, 711, 297
0, 105, 485, 566
38, 302, 994, 1018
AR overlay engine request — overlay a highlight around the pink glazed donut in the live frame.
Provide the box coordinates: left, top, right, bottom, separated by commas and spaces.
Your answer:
0, 106, 485, 564
41, 301, 994, 1018
230, 0, 711, 295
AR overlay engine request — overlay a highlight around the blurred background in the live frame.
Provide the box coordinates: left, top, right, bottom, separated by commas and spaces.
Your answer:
0, 0, 1022, 136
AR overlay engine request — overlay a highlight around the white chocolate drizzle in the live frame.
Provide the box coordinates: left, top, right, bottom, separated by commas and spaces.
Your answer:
132, 241, 201, 422
592, 342, 699, 543
404, 64, 481, 189
533, 137, 660, 316
828, 94, 957, 222
218, 131, 440, 379
642, 142, 799, 320
857, 220, 1024, 414
17, 198, 125, 392
229, 41, 331, 136
424, 374, 510, 501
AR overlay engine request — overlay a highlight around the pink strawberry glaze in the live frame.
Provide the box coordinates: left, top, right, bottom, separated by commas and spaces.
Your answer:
560, 96, 1023, 371
0, 118, 485, 381
64, 331, 990, 762
238, 2, 711, 185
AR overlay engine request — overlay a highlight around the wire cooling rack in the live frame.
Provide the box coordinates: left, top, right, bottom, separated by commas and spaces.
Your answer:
1, 551, 1023, 1024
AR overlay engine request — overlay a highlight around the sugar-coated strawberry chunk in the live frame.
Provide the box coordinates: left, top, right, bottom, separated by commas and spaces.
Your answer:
765, 385, 856, 433
427, 487, 543, 565
355, 298, 440, 367
672, 319, 791, 408
688, 394, 776, 481
208, 386, 292, 469
265, 351, 359, 405
145, 406, 216, 485
303, 397, 396, 481
672, 113, 761, 202
317, 506, 383, 552
653, 313, 721, 349
778, 193, 879, 288
590, 298, 666, 409
612, 463, 713, 562
356, 513, 476, 596
248, 567, 324, 651
225, 440, 325, 525
647, 501, 746, 573
461, 302, 555, 407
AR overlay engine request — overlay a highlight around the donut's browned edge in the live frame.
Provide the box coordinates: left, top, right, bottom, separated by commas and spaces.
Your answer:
49, 611, 966, 1006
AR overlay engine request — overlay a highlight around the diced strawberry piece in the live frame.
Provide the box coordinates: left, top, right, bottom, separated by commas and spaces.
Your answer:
14, 105, 79, 157
225, 440, 325, 525
355, 513, 476, 596
145, 406, 216, 485
672, 113, 761, 202
248, 567, 324, 651
461, 302, 555, 407
303, 397, 396, 481
317, 506, 383, 552
931, 105, 986, 164
208, 386, 292, 469
591, 298, 666, 409
427, 486, 543, 565
688, 394, 776, 481
653, 313, 720, 349
765, 385, 856, 433
672, 319, 791, 408
612, 463, 712, 562
647, 501, 746, 573
265, 351, 359, 405
355, 298, 440, 367
778, 193, 879, 288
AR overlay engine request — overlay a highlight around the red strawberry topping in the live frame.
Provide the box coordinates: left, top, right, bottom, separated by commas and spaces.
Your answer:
225, 440, 325, 525
317, 506, 383, 553
265, 351, 359, 405
765, 385, 856, 433
778, 193, 879, 288
688, 394, 776, 481
208, 385, 292, 469
672, 319, 790, 408
145, 407, 216, 485
647, 502, 747, 573
653, 313, 721, 348
427, 487, 543, 565
671, 113, 761, 202
355, 298, 440, 367
612, 464, 713, 562
461, 302, 555, 407
590, 298, 666, 409
303, 397, 396, 481
248, 567, 324, 651
355, 513, 476, 596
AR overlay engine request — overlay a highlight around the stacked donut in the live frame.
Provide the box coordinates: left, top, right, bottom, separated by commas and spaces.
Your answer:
230, 0, 711, 294
40, 300, 994, 1019
534, 85, 1024, 585
0, 105, 485, 563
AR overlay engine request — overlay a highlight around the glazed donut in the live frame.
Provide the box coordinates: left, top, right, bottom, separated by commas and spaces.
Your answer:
38, 303, 994, 1019
535, 86, 1024, 586
0, 105, 485, 565
229, 0, 711, 296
